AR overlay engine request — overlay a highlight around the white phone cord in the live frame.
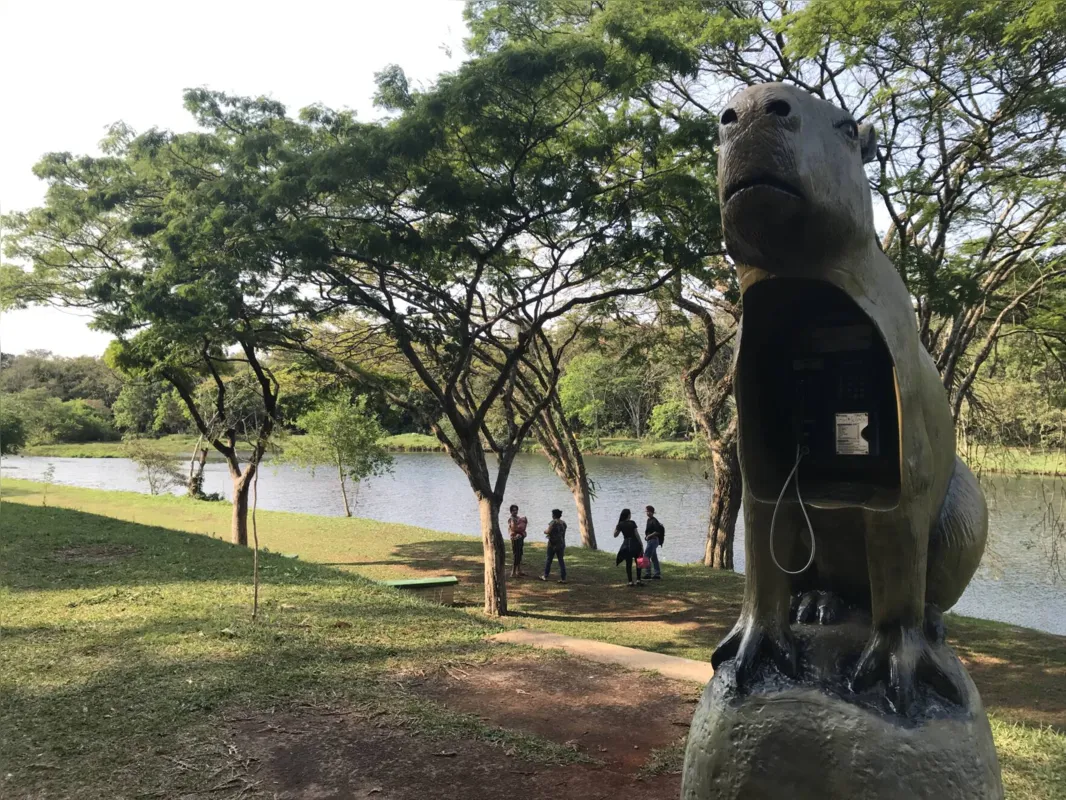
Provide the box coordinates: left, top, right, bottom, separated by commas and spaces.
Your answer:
770, 443, 816, 575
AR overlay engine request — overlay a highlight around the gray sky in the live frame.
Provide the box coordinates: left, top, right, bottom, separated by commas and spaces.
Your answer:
0, 0, 468, 356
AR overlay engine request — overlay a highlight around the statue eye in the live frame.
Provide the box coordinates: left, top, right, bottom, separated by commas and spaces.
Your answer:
836, 119, 859, 140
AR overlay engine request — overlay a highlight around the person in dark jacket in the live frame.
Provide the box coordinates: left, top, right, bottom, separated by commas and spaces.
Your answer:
540, 508, 567, 583
614, 508, 644, 586
642, 505, 664, 580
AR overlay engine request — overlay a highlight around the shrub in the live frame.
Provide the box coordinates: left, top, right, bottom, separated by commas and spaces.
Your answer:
124, 438, 185, 495
0, 403, 28, 454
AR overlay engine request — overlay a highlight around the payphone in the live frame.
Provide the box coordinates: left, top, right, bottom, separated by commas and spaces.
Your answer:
737, 279, 900, 510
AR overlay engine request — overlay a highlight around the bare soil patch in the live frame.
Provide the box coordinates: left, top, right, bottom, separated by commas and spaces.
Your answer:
409, 653, 700, 771
227, 655, 700, 799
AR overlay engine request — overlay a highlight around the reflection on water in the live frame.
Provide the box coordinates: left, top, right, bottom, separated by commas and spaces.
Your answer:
3, 452, 1064, 636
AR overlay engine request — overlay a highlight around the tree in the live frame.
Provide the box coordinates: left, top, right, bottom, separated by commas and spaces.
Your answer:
0, 403, 27, 454
111, 380, 165, 434
471, 0, 1066, 569
508, 326, 600, 549
278, 395, 393, 517
649, 394, 690, 441
0, 351, 122, 405
3, 100, 296, 546
125, 437, 185, 495
587, 0, 1066, 421
152, 389, 188, 435
1, 389, 119, 444
675, 287, 742, 570
272, 38, 713, 615
558, 352, 615, 443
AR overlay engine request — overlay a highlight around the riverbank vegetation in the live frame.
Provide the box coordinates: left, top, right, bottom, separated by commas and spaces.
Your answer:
2, 479, 1063, 798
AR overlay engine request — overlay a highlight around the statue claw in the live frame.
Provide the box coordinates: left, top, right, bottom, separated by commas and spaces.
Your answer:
711, 616, 798, 686
791, 590, 844, 625
851, 623, 966, 713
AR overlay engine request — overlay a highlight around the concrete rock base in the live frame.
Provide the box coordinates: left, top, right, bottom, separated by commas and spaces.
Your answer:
682, 625, 1003, 799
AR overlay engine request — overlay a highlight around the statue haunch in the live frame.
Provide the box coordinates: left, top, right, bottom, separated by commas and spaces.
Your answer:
712, 82, 989, 714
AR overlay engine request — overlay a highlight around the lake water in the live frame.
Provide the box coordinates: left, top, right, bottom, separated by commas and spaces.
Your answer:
3, 452, 1064, 636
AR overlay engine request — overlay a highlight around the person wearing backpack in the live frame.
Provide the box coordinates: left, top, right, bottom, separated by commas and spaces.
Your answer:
507, 504, 528, 578
642, 505, 665, 581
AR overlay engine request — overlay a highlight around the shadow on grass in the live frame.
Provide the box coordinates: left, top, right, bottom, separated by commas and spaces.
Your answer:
0, 483, 36, 498
1, 503, 349, 591
1, 501, 502, 798
950, 615, 1066, 732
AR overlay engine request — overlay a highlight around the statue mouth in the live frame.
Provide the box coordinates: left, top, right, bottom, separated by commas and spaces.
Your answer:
724, 175, 804, 204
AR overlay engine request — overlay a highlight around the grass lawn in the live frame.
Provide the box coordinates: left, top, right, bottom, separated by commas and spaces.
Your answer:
2, 478, 1065, 798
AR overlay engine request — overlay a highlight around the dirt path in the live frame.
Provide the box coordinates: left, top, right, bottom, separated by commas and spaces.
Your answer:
228, 654, 701, 798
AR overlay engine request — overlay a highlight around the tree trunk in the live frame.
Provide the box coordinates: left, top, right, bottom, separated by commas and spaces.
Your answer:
338, 464, 352, 517
187, 445, 208, 498
533, 399, 598, 550
704, 439, 742, 569
231, 466, 253, 546
572, 472, 596, 550
478, 495, 508, 616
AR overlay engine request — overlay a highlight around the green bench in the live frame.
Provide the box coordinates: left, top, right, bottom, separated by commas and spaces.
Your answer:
381, 576, 459, 605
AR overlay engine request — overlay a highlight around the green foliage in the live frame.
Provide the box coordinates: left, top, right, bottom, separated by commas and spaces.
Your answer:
123, 438, 185, 495
0, 351, 122, 405
110, 380, 164, 434
649, 397, 689, 441
277, 395, 393, 516
152, 389, 188, 435
2, 390, 119, 445
558, 352, 614, 435
0, 402, 28, 454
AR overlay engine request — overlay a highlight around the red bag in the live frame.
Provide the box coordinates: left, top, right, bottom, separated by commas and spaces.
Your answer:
636, 556, 651, 570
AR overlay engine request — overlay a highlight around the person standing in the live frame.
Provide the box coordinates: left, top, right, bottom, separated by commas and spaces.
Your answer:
540, 508, 567, 583
643, 505, 664, 580
614, 508, 644, 586
507, 504, 528, 578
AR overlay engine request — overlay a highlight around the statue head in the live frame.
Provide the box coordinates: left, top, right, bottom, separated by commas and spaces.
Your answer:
717, 83, 878, 270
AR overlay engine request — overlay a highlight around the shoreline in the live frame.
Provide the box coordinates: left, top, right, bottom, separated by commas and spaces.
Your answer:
15, 434, 1066, 477
1, 475, 1063, 639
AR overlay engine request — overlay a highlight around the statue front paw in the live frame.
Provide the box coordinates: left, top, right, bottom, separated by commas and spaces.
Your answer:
790, 590, 846, 625
712, 616, 799, 688
851, 623, 967, 713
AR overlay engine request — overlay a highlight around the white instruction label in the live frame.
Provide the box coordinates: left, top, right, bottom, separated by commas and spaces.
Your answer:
835, 413, 870, 455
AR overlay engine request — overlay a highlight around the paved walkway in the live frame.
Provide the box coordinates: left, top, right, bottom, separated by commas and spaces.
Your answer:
490, 629, 714, 684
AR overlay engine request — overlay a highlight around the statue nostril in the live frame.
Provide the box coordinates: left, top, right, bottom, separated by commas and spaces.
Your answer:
766, 99, 791, 117
720, 108, 738, 125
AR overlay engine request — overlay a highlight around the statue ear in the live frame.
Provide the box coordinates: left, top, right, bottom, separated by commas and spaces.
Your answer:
859, 123, 878, 163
